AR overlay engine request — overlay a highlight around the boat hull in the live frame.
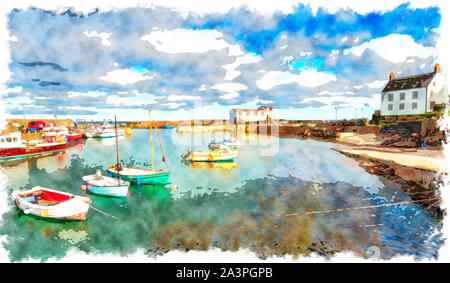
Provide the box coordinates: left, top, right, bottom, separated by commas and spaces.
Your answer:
12, 187, 91, 221
95, 130, 125, 139
107, 166, 170, 185
184, 150, 239, 163
82, 174, 130, 198
86, 185, 129, 198
0, 140, 81, 161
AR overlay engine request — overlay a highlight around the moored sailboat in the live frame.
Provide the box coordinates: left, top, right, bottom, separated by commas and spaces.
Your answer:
107, 110, 170, 186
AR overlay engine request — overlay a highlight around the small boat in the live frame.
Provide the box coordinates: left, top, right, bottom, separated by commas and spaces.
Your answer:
162, 125, 175, 129
82, 170, 130, 198
0, 132, 81, 162
208, 137, 241, 150
95, 125, 125, 138
12, 186, 92, 221
107, 166, 170, 186
181, 144, 239, 162
83, 125, 100, 138
106, 110, 171, 186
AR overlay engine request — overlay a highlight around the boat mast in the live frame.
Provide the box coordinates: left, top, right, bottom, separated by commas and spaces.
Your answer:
114, 115, 121, 184
149, 109, 154, 171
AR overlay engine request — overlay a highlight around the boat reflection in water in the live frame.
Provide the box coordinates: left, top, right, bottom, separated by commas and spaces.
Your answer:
185, 160, 238, 170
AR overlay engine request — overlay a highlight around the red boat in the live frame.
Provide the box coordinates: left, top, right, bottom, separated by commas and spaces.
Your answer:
0, 133, 81, 161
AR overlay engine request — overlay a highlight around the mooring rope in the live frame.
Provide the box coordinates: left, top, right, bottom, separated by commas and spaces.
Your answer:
87, 197, 440, 225
88, 204, 121, 220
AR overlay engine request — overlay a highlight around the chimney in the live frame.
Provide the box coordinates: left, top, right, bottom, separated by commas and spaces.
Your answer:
434, 63, 440, 73
389, 72, 395, 81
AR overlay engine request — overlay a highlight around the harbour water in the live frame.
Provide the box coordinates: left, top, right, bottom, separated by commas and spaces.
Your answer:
0, 129, 443, 261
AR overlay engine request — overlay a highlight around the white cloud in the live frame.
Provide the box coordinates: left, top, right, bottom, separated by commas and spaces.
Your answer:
219, 92, 239, 100
67, 90, 107, 98
318, 90, 343, 96
99, 67, 154, 85
280, 56, 294, 65
343, 34, 437, 63
5, 86, 22, 93
106, 92, 161, 106
256, 68, 337, 90
211, 82, 248, 92
84, 30, 112, 47
341, 36, 348, 42
161, 102, 186, 109
3, 96, 34, 108
222, 53, 262, 80
300, 94, 381, 108
9, 35, 18, 42
211, 82, 247, 100
167, 95, 201, 101
141, 28, 243, 56
366, 80, 387, 89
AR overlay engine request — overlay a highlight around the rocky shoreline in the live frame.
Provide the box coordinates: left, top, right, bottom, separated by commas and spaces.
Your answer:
335, 149, 444, 221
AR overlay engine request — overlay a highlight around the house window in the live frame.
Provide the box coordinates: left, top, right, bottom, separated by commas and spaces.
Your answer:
412, 91, 418, 99
400, 93, 405, 100
388, 93, 394, 101
399, 103, 405, 110
388, 104, 393, 111
412, 102, 418, 110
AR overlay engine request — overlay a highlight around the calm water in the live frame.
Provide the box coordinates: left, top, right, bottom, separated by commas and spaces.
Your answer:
0, 129, 443, 261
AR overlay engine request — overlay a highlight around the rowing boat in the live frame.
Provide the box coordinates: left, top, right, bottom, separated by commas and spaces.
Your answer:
12, 186, 91, 221
82, 170, 130, 198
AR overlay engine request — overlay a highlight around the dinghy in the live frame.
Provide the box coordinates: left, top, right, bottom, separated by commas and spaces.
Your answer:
208, 137, 241, 150
107, 110, 170, 186
82, 169, 130, 198
181, 144, 239, 162
12, 186, 91, 221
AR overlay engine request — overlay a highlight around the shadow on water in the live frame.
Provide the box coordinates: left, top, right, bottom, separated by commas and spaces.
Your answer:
0, 142, 443, 262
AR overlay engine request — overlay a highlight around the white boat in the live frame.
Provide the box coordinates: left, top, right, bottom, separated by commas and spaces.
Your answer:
181, 144, 239, 162
12, 186, 92, 221
83, 125, 100, 138
95, 125, 125, 138
82, 170, 130, 198
208, 137, 241, 150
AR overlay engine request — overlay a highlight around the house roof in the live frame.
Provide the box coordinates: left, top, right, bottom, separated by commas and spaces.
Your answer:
382, 72, 436, 92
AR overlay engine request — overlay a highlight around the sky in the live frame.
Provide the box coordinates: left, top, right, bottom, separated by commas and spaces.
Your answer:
0, 1, 444, 121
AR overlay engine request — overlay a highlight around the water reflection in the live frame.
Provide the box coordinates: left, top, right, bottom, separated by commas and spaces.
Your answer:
0, 129, 443, 261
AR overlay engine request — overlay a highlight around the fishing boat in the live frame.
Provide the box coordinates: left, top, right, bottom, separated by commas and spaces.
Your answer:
41, 125, 82, 143
181, 144, 239, 162
81, 170, 130, 198
107, 110, 170, 186
0, 132, 81, 162
95, 124, 125, 138
12, 186, 91, 221
83, 125, 100, 138
208, 137, 241, 150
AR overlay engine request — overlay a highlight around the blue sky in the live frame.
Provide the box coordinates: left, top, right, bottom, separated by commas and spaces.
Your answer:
1, 2, 442, 121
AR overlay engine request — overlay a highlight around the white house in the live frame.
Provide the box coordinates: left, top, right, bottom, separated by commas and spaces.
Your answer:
380, 63, 447, 116
229, 106, 274, 124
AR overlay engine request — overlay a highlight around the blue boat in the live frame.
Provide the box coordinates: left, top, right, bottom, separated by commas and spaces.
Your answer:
162, 125, 175, 129
82, 171, 130, 198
